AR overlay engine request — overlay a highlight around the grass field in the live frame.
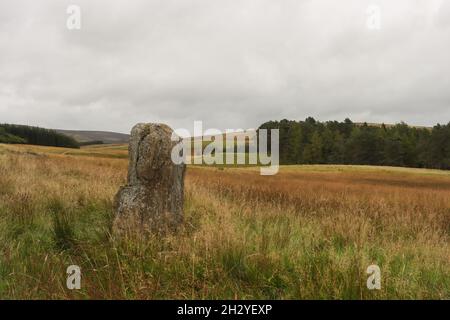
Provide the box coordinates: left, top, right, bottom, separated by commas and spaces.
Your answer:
0, 143, 449, 299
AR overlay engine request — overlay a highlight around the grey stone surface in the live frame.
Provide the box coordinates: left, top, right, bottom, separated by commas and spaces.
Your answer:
113, 123, 185, 234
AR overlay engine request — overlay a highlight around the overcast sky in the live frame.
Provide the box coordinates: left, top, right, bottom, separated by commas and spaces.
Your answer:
1, 0, 449, 133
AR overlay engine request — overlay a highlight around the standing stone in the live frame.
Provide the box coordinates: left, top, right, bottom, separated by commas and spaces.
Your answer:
113, 123, 185, 235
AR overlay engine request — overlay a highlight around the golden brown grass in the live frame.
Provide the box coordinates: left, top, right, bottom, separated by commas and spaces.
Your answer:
0, 143, 448, 299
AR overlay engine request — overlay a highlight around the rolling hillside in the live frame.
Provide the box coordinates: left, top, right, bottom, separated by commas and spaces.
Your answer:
55, 129, 130, 144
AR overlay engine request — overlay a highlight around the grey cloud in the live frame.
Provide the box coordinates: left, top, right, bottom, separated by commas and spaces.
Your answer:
0, 0, 449, 134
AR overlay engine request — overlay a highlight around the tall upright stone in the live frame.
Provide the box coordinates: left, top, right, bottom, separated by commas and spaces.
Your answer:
113, 123, 185, 234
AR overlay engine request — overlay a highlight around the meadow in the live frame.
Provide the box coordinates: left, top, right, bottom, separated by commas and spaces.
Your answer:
0, 143, 449, 299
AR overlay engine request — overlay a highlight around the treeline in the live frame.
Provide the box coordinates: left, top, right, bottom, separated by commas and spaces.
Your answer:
259, 118, 450, 170
0, 124, 80, 148
79, 140, 104, 146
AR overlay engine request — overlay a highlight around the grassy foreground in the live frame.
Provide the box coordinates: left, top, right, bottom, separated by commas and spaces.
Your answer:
0, 143, 449, 299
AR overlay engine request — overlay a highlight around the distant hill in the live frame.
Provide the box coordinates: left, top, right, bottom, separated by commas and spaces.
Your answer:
55, 129, 130, 144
